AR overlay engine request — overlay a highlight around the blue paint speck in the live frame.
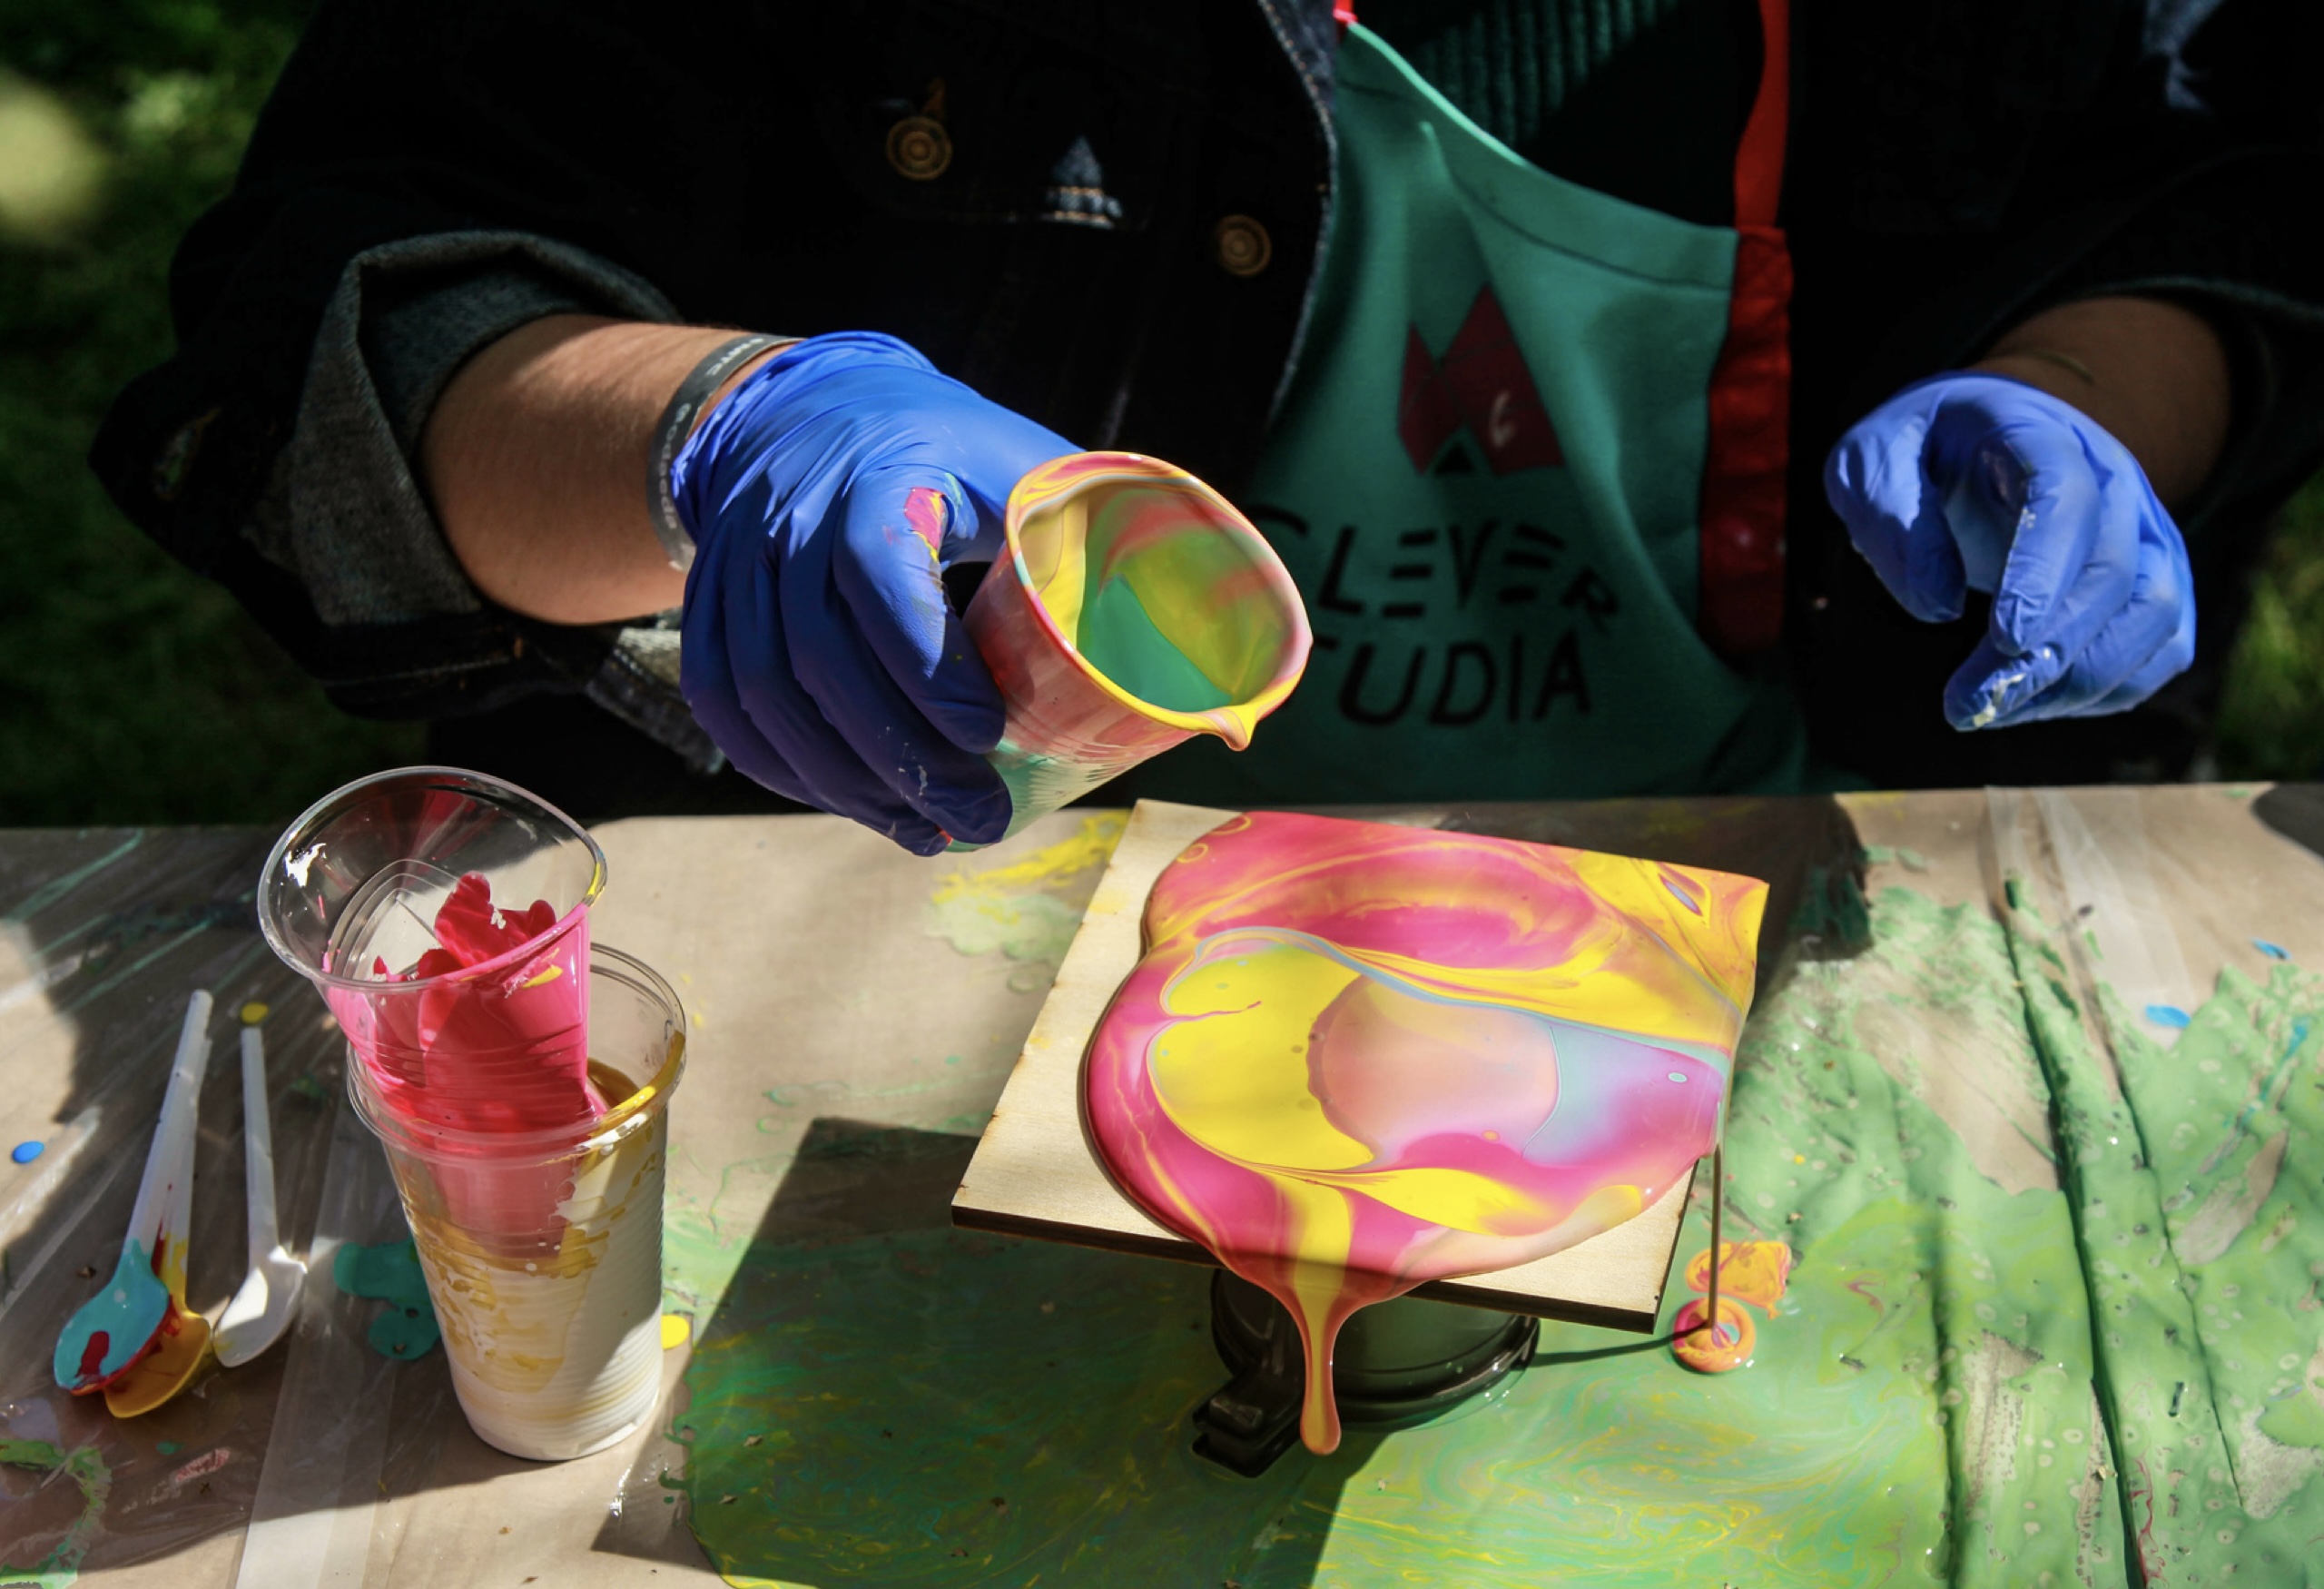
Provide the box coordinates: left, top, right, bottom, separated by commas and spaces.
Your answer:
1660, 875, 1705, 914
1667, 1071, 1688, 1083
2145, 1004, 2192, 1030
2254, 939, 2290, 961
9, 1140, 42, 1165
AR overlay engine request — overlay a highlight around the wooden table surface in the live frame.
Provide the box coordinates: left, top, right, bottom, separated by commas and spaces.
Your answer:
2, 785, 2319, 1586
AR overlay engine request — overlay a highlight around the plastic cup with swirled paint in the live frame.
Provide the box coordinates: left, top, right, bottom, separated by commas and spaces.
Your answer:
958, 451, 1312, 846
350, 946, 684, 1460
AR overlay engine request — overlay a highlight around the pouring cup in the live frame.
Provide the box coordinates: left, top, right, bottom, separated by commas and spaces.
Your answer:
959, 452, 1312, 846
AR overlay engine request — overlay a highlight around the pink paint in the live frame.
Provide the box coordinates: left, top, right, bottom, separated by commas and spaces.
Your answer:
329, 873, 606, 1250
171, 1446, 231, 1486
330, 874, 603, 1136
1086, 812, 1768, 1451
903, 486, 949, 561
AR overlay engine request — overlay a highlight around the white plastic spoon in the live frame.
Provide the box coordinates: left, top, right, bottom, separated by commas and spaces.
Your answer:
53, 990, 212, 1392
213, 1024, 305, 1367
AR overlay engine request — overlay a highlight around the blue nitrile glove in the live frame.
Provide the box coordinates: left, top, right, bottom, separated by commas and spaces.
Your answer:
673, 331, 1075, 854
1823, 373, 2195, 730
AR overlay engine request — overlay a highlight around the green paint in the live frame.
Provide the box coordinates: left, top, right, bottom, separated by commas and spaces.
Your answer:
670, 882, 2324, 1584
333, 1238, 441, 1360
920, 815, 1122, 993
1994, 874, 2324, 1577
153, 1440, 181, 1456
0, 1437, 111, 1588
1078, 574, 1235, 711
921, 888, 1084, 980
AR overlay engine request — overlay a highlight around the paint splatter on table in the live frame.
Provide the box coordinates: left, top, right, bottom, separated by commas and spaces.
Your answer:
673, 793, 2324, 1588
2, 791, 2323, 1586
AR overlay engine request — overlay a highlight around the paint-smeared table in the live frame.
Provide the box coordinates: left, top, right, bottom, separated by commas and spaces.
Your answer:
2, 785, 2321, 1586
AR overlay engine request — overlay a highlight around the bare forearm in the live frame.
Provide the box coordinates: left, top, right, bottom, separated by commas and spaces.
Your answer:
421, 315, 776, 624
1973, 295, 2230, 508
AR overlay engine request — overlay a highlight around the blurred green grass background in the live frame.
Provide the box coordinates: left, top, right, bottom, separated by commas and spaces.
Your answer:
2, 3, 2320, 828
0, 0, 420, 829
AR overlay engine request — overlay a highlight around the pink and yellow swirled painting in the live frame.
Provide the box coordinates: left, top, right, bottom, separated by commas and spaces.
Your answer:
1084, 811, 1768, 1452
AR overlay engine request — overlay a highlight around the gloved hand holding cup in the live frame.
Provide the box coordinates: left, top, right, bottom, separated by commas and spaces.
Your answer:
673, 331, 1077, 854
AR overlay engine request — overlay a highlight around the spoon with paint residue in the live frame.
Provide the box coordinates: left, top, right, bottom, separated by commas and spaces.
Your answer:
214, 1022, 305, 1367
53, 991, 213, 1395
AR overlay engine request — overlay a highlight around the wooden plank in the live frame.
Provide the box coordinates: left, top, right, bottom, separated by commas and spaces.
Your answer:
953, 799, 1698, 1333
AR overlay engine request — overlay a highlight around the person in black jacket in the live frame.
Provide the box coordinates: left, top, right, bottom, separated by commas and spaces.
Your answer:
91, 0, 2324, 839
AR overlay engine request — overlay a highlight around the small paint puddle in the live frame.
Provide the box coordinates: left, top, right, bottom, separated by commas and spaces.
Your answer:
1671, 1240, 1791, 1373
333, 1238, 439, 1359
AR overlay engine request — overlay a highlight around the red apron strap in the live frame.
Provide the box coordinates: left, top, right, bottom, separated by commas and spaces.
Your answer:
1733, 0, 1789, 230
1696, 0, 1793, 657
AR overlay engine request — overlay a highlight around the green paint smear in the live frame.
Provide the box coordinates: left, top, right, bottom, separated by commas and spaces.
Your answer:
1078, 574, 1233, 712
333, 1238, 441, 1360
673, 883, 2324, 1585
921, 890, 1084, 988
1995, 873, 2324, 1575
0, 1437, 111, 1588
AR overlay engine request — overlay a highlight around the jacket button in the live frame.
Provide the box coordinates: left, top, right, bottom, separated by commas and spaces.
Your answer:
886, 116, 952, 181
1213, 215, 1272, 277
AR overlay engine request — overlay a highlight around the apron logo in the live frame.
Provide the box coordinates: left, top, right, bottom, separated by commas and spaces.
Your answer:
1397, 287, 1565, 477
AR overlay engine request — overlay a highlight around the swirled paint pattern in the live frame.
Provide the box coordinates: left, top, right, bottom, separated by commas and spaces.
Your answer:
1085, 811, 1768, 1451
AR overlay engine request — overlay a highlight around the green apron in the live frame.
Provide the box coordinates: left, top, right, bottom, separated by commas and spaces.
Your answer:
1142, 17, 1806, 806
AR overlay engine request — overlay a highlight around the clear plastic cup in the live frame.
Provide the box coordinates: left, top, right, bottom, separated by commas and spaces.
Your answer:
256, 766, 608, 1206
960, 452, 1312, 845
349, 947, 685, 1460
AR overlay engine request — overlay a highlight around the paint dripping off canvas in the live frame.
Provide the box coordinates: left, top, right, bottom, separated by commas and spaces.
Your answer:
1083, 811, 1768, 1451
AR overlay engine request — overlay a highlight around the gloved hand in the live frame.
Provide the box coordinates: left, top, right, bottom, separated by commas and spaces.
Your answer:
1822, 373, 2195, 730
674, 331, 1074, 854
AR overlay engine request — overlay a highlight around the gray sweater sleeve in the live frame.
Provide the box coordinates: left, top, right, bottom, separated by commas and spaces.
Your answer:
242, 228, 724, 771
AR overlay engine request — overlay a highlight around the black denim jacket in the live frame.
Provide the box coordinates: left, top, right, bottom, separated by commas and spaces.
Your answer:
90, 0, 2324, 787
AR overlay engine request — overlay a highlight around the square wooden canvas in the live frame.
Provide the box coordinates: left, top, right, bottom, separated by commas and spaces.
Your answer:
952, 800, 1698, 1333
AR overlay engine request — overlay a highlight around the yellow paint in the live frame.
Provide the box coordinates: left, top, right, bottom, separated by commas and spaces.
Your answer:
519, 963, 564, 990
1285, 1162, 1557, 1234
1028, 498, 1092, 644
1148, 939, 1370, 1170
927, 812, 1127, 906
1279, 1176, 1355, 1453
662, 1313, 693, 1349
238, 1001, 270, 1025
1671, 1295, 1756, 1374
102, 1308, 210, 1417
1682, 1239, 1793, 1311
1145, 844, 1764, 1053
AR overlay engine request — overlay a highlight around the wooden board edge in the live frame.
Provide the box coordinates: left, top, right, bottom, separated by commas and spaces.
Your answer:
950, 799, 1235, 1236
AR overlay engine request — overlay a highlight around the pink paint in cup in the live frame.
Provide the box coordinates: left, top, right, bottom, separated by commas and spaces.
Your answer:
257, 768, 606, 1275
958, 452, 1312, 846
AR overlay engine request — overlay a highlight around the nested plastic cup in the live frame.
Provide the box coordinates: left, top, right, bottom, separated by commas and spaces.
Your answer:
349, 946, 685, 1461
960, 452, 1312, 845
256, 767, 607, 1164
